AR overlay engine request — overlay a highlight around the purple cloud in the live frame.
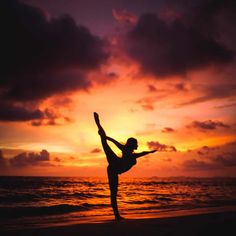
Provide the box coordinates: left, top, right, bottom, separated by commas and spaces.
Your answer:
214, 152, 236, 167
90, 148, 102, 154
161, 127, 175, 133
188, 120, 230, 131
9, 150, 50, 168
182, 159, 217, 171
0, 0, 108, 121
147, 141, 177, 152
124, 14, 233, 77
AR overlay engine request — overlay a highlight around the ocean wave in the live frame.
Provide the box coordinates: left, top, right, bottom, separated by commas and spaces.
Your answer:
0, 191, 108, 204
0, 203, 109, 218
123, 197, 173, 205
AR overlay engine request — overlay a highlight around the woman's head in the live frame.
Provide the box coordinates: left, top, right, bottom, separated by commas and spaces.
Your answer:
125, 137, 138, 150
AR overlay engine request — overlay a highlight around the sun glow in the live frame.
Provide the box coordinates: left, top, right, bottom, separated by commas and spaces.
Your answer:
1, 0, 236, 177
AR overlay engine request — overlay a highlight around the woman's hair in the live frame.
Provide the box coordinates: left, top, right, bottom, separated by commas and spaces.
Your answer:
125, 137, 138, 149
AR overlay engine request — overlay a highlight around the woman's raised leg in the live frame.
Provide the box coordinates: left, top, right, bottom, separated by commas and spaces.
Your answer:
94, 112, 118, 165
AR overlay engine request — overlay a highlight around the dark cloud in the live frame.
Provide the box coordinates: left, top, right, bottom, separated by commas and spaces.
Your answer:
187, 120, 230, 131
31, 120, 43, 127
147, 85, 158, 92
52, 97, 73, 107
161, 127, 175, 133
54, 157, 61, 162
228, 141, 236, 146
147, 141, 177, 152
183, 141, 236, 170
0, 149, 57, 169
0, 102, 64, 125
187, 0, 236, 52
0, 102, 44, 121
9, 150, 50, 168
214, 152, 236, 167
179, 84, 236, 107
46, 119, 57, 126
136, 97, 157, 111
197, 151, 204, 156
107, 72, 119, 78
124, 0, 234, 77
197, 145, 218, 155
182, 159, 217, 171
139, 104, 154, 111
215, 102, 236, 109
0, 0, 108, 121
175, 83, 188, 91
3, 72, 90, 102
0, 150, 7, 169
90, 148, 102, 154
183, 152, 236, 171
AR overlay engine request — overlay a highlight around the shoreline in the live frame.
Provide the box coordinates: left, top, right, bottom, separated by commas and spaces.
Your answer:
2, 206, 236, 236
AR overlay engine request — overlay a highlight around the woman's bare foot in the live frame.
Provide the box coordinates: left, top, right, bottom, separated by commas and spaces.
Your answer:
115, 215, 125, 221
94, 112, 100, 126
94, 112, 106, 136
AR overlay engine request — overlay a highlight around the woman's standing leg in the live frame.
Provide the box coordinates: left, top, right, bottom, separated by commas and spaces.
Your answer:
107, 166, 122, 220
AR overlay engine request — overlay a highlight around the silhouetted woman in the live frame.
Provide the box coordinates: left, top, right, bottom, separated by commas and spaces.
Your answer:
94, 112, 156, 220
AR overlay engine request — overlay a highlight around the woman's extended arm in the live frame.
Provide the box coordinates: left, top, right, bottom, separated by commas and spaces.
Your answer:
106, 136, 124, 150
133, 150, 157, 159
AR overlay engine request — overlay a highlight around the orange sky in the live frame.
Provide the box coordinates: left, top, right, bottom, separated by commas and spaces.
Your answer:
0, 0, 236, 177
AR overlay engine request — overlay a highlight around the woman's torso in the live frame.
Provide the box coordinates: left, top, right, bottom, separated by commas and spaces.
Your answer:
109, 150, 137, 174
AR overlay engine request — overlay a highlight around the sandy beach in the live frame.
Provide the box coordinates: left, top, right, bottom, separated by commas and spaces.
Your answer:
2, 207, 236, 236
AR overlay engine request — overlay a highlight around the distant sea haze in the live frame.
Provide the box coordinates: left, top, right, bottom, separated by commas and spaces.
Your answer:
1, 176, 236, 229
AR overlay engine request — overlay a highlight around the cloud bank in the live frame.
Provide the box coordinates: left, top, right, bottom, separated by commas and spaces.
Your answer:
124, 0, 235, 77
0, 150, 50, 169
0, 0, 108, 122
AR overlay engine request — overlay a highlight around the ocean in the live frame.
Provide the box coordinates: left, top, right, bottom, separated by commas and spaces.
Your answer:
1, 176, 236, 230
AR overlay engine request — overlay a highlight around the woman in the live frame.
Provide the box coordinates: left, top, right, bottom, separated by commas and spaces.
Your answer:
94, 112, 156, 220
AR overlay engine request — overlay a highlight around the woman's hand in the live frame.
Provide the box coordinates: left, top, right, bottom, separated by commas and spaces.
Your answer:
149, 150, 157, 153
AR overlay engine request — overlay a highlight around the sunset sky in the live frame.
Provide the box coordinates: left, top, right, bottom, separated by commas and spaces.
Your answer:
0, 0, 236, 177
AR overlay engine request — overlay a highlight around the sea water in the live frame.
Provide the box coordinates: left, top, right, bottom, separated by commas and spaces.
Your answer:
1, 176, 236, 230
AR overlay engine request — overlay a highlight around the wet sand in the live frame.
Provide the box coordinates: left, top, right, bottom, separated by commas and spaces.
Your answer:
2, 208, 236, 236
